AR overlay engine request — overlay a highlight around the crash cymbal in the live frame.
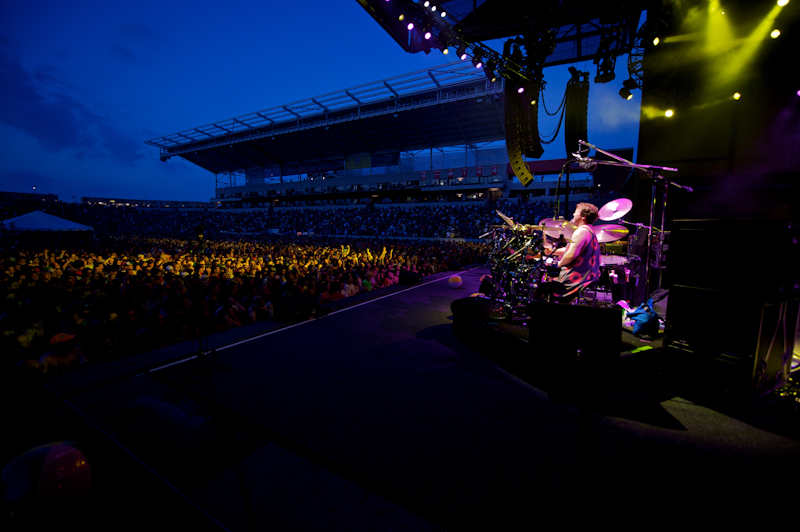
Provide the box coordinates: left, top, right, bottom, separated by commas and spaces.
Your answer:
495, 210, 516, 228
539, 218, 577, 240
598, 198, 633, 221
595, 224, 629, 243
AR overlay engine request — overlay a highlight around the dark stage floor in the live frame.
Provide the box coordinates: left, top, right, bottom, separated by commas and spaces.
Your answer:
4, 266, 800, 530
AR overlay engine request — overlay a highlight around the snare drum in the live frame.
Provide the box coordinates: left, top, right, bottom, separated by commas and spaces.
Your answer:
600, 255, 629, 267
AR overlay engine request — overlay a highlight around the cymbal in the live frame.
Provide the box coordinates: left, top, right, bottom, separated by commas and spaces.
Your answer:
598, 198, 633, 221
539, 218, 577, 240
595, 224, 629, 243
514, 224, 545, 232
495, 210, 516, 228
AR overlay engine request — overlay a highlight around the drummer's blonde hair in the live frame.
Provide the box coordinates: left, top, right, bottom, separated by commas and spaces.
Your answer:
576, 202, 599, 224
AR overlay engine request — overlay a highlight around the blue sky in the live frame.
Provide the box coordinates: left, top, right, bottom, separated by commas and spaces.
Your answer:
0, 1, 642, 203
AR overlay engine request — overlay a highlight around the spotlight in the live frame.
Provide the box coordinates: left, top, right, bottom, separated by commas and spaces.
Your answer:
399, 14, 404, 21
733, 92, 741, 100
771, 29, 781, 39
431, 5, 436, 12
619, 79, 637, 100
517, 86, 525, 94
473, 56, 483, 69
442, 47, 449, 55
407, 22, 414, 30
441, 11, 447, 17
484, 59, 497, 82
425, 31, 432, 40
665, 110, 674, 117
653, 37, 660, 46
778, 0, 788, 6
424, 1, 430, 6
530, 99, 537, 105
456, 44, 467, 60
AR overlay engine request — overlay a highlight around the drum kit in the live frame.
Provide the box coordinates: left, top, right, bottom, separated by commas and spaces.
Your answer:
485, 197, 637, 309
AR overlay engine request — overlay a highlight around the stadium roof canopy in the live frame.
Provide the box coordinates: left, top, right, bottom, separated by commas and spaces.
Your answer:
146, 62, 507, 177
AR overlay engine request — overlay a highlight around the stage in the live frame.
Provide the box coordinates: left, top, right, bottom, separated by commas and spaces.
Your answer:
5, 265, 800, 530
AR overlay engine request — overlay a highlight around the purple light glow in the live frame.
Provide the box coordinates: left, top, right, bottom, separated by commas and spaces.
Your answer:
407, 23, 414, 31
475, 62, 483, 69
797, 89, 800, 97
460, 53, 468, 60
424, 31, 432, 39
518, 87, 525, 93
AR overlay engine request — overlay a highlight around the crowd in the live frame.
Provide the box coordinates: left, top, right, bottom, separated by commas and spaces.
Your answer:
1, 196, 607, 379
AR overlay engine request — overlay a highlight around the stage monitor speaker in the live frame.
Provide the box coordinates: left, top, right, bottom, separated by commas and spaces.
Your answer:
528, 303, 622, 394
663, 285, 799, 401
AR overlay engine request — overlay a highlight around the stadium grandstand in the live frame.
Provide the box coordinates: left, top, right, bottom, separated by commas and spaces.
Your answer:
146, 61, 626, 212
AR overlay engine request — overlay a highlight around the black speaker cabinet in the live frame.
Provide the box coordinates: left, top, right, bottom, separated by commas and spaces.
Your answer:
669, 218, 799, 293
663, 285, 799, 401
529, 303, 622, 394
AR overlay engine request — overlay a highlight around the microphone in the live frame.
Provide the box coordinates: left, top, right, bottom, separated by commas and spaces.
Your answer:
571, 150, 597, 171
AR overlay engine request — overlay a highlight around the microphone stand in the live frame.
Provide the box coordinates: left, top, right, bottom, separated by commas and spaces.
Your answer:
576, 140, 691, 303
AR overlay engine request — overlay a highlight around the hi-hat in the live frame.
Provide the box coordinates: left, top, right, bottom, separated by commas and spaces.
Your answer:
539, 218, 577, 240
595, 224, 629, 243
598, 198, 633, 221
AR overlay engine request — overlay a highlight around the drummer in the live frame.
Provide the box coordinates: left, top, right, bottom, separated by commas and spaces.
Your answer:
543, 202, 601, 292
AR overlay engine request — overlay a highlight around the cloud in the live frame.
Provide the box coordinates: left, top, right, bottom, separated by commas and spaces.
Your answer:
0, 38, 144, 167
109, 45, 140, 65
118, 22, 167, 45
0, 169, 57, 192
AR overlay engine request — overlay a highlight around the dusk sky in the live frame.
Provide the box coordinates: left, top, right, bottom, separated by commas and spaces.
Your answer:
0, 1, 642, 203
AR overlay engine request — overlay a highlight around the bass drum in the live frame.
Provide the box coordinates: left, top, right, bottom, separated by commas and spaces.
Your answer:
599, 255, 632, 303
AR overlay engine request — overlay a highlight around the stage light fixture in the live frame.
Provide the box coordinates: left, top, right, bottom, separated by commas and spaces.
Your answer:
460, 52, 468, 60
407, 22, 414, 30
619, 78, 637, 100
399, 14, 404, 21
653, 37, 660, 46
431, 5, 436, 12
473, 56, 483, 69
484, 59, 497, 82
778, 0, 788, 6
425, 31, 432, 40
665, 109, 674, 117
530, 99, 537, 105
424, 1, 430, 6
517, 86, 525, 94
771, 29, 781, 38
456, 44, 466, 60
733, 92, 741, 100
441, 11, 447, 17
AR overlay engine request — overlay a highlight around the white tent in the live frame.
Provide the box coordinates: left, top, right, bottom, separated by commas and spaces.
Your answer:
1, 210, 94, 232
